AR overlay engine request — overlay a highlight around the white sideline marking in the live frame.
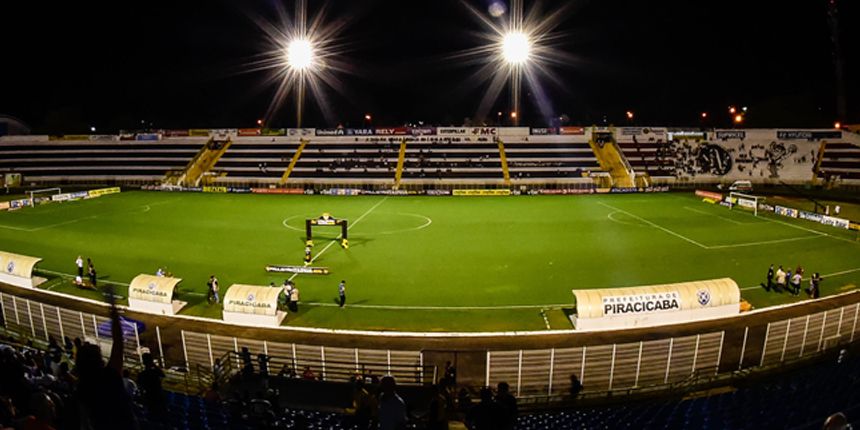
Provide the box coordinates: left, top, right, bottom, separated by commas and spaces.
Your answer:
288, 196, 389, 281
0, 200, 171, 232
739, 210, 859, 246
598, 202, 708, 249
706, 235, 822, 250
683, 206, 745, 225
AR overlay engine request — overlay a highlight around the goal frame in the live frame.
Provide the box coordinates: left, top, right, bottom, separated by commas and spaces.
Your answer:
28, 187, 62, 206
728, 192, 764, 216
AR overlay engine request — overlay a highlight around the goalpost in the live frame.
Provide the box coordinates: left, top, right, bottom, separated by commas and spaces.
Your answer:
728, 192, 765, 217
28, 188, 62, 206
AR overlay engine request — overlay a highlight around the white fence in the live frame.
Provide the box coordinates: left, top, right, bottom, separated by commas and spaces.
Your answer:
1, 289, 859, 398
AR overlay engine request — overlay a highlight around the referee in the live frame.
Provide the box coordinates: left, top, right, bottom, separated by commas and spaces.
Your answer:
338, 280, 346, 308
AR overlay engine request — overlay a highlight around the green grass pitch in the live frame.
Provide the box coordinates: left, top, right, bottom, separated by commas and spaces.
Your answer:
1, 191, 859, 332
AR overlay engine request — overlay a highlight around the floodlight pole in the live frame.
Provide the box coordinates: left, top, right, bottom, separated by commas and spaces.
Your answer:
511, 65, 521, 127
296, 72, 306, 128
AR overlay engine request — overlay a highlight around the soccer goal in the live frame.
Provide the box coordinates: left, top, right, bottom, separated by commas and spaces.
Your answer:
729, 192, 765, 216
28, 188, 62, 206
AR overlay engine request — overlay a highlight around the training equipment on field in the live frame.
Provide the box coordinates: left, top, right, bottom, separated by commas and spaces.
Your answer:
265, 265, 329, 275
28, 187, 61, 206
306, 213, 349, 248
729, 192, 765, 216
570, 278, 740, 331
0, 250, 45, 289
222, 284, 286, 327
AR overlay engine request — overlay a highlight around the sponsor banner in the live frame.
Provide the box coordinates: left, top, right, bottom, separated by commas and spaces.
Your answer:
719, 201, 733, 208
602, 291, 681, 316
821, 215, 850, 229
559, 126, 585, 135
695, 190, 723, 200
251, 188, 304, 195
530, 127, 558, 135
849, 222, 860, 231
88, 187, 121, 198
620, 127, 667, 137
774, 205, 799, 218
374, 127, 408, 136
322, 188, 362, 196
777, 130, 842, 140
499, 127, 530, 137
702, 198, 718, 204
209, 129, 237, 137
424, 189, 452, 196
188, 129, 211, 137
163, 129, 190, 137
361, 189, 415, 196
119, 133, 136, 141
265, 265, 330, 275
538, 188, 594, 195
452, 189, 511, 196
469, 127, 498, 136
89, 134, 118, 141
799, 211, 824, 222
287, 128, 314, 137
9, 199, 32, 209
135, 133, 160, 141
49, 135, 90, 141
669, 130, 708, 139
51, 193, 71, 202
759, 203, 775, 212
238, 128, 262, 136
715, 130, 746, 140
0, 202, 9, 211
437, 127, 469, 136
202, 186, 228, 193
408, 126, 436, 136
595, 188, 612, 194
261, 128, 287, 136
315, 128, 346, 136
346, 128, 374, 136
737, 198, 756, 209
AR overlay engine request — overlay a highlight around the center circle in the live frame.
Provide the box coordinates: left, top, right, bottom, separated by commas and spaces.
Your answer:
281, 212, 432, 236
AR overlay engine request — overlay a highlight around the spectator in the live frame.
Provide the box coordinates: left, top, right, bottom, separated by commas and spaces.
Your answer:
302, 366, 316, 380
427, 384, 449, 430
137, 352, 166, 418
203, 383, 221, 405
86, 259, 97, 288
377, 376, 407, 430
351, 379, 375, 430
570, 374, 583, 399
240, 347, 253, 377
465, 387, 499, 430
121, 369, 138, 398
74, 289, 137, 429
457, 388, 472, 412
495, 382, 518, 430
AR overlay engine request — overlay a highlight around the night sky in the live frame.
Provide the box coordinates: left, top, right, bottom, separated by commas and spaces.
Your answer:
1, 0, 857, 133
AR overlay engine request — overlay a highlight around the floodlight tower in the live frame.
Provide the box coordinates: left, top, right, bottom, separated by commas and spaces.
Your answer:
501, 31, 531, 126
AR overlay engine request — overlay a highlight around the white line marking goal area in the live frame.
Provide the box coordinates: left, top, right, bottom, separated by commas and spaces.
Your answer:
598, 202, 827, 250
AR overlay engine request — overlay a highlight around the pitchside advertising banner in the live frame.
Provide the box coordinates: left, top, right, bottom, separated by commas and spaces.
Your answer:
715, 130, 746, 140
602, 291, 680, 316
202, 186, 228, 193
775, 205, 799, 218
777, 130, 842, 140
87, 187, 121, 198
51, 191, 89, 202
452, 189, 512, 196
695, 190, 724, 201
559, 126, 585, 135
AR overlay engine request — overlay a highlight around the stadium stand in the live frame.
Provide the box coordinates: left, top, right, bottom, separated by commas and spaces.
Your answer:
211, 136, 303, 181
400, 136, 505, 183
290, 136, 400, 183
616, 135, 675, 178
817, 142, 860, 182
0, 136, 206, 183
502, 135, 601, 183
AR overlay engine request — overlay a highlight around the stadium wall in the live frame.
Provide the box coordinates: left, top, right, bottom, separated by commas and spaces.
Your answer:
1, 281, 859, 400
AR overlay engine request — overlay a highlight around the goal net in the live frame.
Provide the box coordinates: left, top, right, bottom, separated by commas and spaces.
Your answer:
28, 188, 62, 206
728, 192, 765, 216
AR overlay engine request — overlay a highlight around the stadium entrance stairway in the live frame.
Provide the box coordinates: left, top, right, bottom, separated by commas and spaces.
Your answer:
277, 138, 308, 185
588, 127, 636, 188
167, 137, 232, 187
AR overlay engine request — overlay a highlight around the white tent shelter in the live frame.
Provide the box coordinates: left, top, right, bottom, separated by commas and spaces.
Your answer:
222, 284, 286, 327
128, 274, 186, 315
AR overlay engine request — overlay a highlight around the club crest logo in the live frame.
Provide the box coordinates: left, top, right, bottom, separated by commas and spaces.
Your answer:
696, 289, 711, 306
6, 261, 14, 274
247, 294, 255, 302
148, 282, 157, 290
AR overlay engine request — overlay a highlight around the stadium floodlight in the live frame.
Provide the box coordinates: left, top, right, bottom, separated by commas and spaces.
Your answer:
501, 31, 531, 64
286, 38, 314, 71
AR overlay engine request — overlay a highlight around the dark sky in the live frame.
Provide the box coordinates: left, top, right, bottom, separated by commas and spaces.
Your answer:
1, 0, 857, 133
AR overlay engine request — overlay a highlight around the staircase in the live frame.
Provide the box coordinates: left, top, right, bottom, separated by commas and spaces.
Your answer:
497, 137, 511, 186
278, 138, 309, 186
165, 138, 232, 187
393, 139, 407, 190
588, 127, 635, 188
